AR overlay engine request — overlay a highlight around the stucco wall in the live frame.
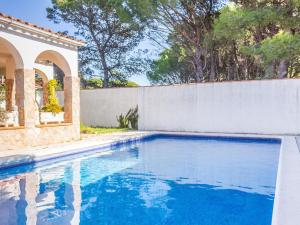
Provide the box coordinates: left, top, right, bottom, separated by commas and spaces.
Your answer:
81, 79, 300, 135
0, 31, 79, 76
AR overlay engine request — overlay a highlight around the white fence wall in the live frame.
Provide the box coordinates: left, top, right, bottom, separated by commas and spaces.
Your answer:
80, 88, 139, 127
138, 80, 300, 134
79, 79, 300, 134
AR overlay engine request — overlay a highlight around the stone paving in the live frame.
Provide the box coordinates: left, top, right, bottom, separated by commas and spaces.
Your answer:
0, 131, 150, 169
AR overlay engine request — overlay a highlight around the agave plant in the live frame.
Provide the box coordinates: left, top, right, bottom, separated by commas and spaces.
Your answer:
116, 113, 130, 128
128, 106, 138, 130
116, 105, 138, 129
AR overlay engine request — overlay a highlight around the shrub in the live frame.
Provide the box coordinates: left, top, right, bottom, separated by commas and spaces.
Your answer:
126, 81, 139, 87
42, 103, 63, 114
0, 84, 7, 123
41, 79, 63, 115
117, 113, 130, 128
116, 106, 138, 129
128, 106, 138, 129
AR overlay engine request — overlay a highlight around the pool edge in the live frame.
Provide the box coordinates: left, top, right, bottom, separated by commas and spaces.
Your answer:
0, 131, 295, 225
0, 132, 281, 170
271, 136, 300, 225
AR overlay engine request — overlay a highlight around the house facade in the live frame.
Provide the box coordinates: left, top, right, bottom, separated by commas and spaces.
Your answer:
0, 13, 84, 149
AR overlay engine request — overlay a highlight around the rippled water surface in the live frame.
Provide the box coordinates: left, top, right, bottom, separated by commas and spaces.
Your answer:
0, 135, 281, 225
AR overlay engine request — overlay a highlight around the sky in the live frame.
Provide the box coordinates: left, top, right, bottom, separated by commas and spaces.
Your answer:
0, 0, 151, 85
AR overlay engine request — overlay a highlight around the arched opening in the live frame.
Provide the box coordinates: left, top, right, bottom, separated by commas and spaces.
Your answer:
35, 50, 71, 77
0, 37, 24, 127
34, 50, 72, 124
34, 68, 49, 108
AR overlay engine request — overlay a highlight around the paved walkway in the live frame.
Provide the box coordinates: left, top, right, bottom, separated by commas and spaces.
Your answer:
0, 131, 150, 169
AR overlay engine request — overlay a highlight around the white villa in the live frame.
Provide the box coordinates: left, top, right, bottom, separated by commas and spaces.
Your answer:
0, 13, 84, 149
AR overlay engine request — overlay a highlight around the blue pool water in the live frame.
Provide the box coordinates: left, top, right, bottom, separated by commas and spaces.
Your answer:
0, 135, 281, 225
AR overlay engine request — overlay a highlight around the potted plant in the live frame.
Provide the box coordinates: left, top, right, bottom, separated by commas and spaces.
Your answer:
40, 79, 64, 124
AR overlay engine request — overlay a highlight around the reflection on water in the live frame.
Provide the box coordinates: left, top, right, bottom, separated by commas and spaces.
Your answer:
0, 136, 280, 225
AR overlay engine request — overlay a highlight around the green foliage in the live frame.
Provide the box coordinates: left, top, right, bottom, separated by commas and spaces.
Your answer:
82, 77, 139, 89
147, 0, 300, 83
127, 105, 138, 129
80, 123, 128, 134
41, 103, 63, 114
41, 79, 63, 114
214, 4, 283, 41
84, 77, 103, 89
0, 84, 5, 102
147, 46, 194, 84
116, 113, 130, 128
253, 32, 300, 64
0, 84, 7, 123
215, 1, 300, 77
48, 80, 59, 105
48, 0, 149, 87
54, 64, 64, 91
116, 105, 138, 129
52, 0, 300, 83
125, 81, 139, 87
110, 80, 139, 87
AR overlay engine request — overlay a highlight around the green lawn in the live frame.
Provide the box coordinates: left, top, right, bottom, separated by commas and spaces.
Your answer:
80, 124, 129, 134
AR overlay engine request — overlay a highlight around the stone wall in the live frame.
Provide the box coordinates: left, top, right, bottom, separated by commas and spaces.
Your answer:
0, 72, 80, 151
0, 124, 79, 150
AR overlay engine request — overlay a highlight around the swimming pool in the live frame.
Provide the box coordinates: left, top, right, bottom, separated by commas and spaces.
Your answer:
0, 134, 281, 225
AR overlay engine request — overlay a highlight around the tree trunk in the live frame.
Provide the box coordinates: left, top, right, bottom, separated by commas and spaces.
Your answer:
244, 58, 249, 80
265, 61, 276, 78
210, 51, 216, 82
103, 70, 109, 88
89, 26, 110, 88
100, 53, 110, 88
277, 59, 288, 78
194, 47, 204, 82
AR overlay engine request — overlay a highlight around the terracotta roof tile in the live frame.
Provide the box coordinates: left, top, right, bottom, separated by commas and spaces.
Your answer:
0, 12, 84, 45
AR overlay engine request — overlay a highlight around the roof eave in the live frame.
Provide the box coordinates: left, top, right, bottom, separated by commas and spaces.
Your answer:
0, 17, 85, 47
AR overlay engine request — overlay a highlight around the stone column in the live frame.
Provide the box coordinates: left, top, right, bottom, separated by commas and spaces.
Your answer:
24, 172, 39, 225
42, 82, 48, 105
5, 57, 16, 111
15, 69, 36, 127
71, 161, 81, 225
64, 76, 80, 124
5, 79, 14, 111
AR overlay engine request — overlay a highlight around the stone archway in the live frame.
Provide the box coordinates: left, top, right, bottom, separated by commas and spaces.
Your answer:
0, 37, 24, 126
35, 50, 72, 77
0, 13, 83, 148
34, 50, 78, 123
0, 37, 24, 70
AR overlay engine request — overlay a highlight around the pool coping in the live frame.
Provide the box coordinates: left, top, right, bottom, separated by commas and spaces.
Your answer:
271, 136, 300, 225
0, 131, 298, 225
